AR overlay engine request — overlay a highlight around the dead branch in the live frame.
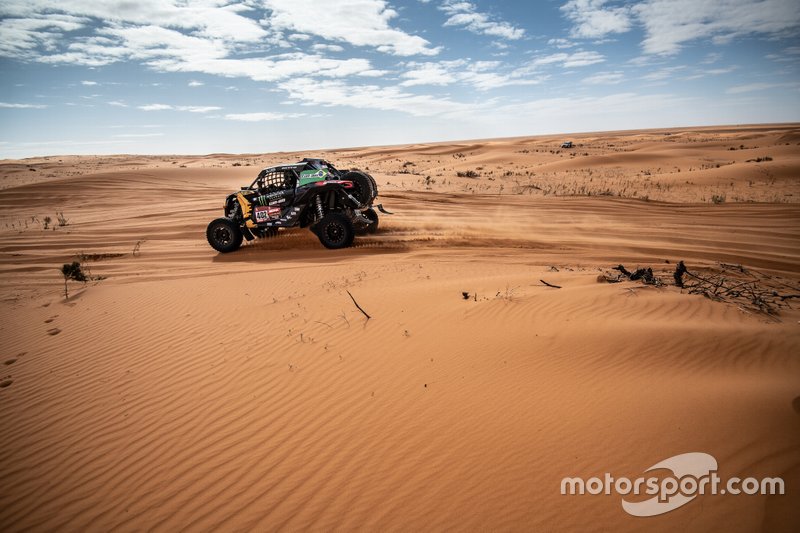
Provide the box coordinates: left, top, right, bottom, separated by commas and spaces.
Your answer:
346, 290, 371, 320
673, 260, 687, 287
613, 264, 660, 285
602, 260, 796, 319
539, 279, 562, 289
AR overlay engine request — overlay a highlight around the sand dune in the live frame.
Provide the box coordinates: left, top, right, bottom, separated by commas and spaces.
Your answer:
1, 125, 799, 531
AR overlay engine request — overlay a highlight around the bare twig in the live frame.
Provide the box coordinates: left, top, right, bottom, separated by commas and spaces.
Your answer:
539, 279, 562, 289
346, 290, 371, 320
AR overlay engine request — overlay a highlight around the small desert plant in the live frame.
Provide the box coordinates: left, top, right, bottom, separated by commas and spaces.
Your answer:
43, 216, 52, 229
495, 284, 519, 302
456, 170, 480, 178
61, 261, 88, 299
56, 212, 68, 226
711, 194, 726, 204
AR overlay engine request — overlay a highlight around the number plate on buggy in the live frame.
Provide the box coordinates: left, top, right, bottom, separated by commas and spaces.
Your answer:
254, 206, 281, 222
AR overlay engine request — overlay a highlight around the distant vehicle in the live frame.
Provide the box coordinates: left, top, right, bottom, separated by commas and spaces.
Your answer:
206, 158, 391, 253
560, 141, 573, 149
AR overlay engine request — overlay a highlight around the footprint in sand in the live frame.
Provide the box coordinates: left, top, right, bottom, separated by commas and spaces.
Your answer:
4, 358, 17, 365
47, 328, 61, 336
793, 396, 800, 415
0, 379, 12, 389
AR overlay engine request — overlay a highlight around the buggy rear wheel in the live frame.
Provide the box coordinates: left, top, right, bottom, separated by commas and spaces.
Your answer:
355, 207, 379, 235
364, 208, 378, 234
206, 217, 243, 253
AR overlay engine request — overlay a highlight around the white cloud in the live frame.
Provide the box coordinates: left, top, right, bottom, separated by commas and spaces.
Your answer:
766, 46, 800, 62
0, 2, 388, 82
562, 51, 606, 67
633, 0, 800, 55
138, 104, 173, 111
582, 71, 624, 84
5, 15, 385, 83
224, 112, 306, 121
706, 66, 737, 75
262, 0, 440, 56
400, 59, 545, 91
148, 54, 384, 82
560, 0, 799, 55
311, 43, 345, 53
112, 132, 165, 138
138, 104, 221, 113
277, 78, 488, 117
0, 0, 268, 42
679, 65, 737, 80
726, 82, 798, 94
188, 80, 204, 87
0, 14, 88, 60
548, 38, 576, 49
176, 105, 222, 113
107, 100, 128, 107
440, 1, 525, 40
0, 102, 47, 108
529, 51, 605, 69
561, 0, 631, 39
400, 61, 460, 87
81, 80, 98, 86
641, 66, 685, 81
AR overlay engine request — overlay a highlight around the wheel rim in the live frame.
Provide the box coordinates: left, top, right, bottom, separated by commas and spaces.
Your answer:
325, 222, 345, 244
214, 225, 232, 246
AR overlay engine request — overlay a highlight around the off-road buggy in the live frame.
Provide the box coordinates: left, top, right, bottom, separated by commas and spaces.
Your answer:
206, 158, 391, 253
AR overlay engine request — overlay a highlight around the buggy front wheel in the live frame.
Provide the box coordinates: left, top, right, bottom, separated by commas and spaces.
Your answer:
206, 217, 243, 253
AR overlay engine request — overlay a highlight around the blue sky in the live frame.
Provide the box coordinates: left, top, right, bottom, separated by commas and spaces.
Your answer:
0, 0, 798, 158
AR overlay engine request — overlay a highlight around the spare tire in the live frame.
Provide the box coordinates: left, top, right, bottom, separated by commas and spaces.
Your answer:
365, 172, 378, 197
342, 170, 375, 205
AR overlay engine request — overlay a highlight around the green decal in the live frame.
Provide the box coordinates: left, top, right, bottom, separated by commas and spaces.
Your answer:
299, 169, 329, 186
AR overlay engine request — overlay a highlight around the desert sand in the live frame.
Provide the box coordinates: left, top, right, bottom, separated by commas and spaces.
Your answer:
0, 124, 799, 531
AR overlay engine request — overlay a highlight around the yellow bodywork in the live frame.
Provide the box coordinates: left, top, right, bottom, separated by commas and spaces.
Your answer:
236, 192, 257, 228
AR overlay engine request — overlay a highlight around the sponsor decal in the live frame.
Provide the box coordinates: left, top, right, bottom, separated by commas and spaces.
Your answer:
301, 169, 328, 179
254, 205, 281, 223
299, 169, 330, 186
255, 191, 285, 206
